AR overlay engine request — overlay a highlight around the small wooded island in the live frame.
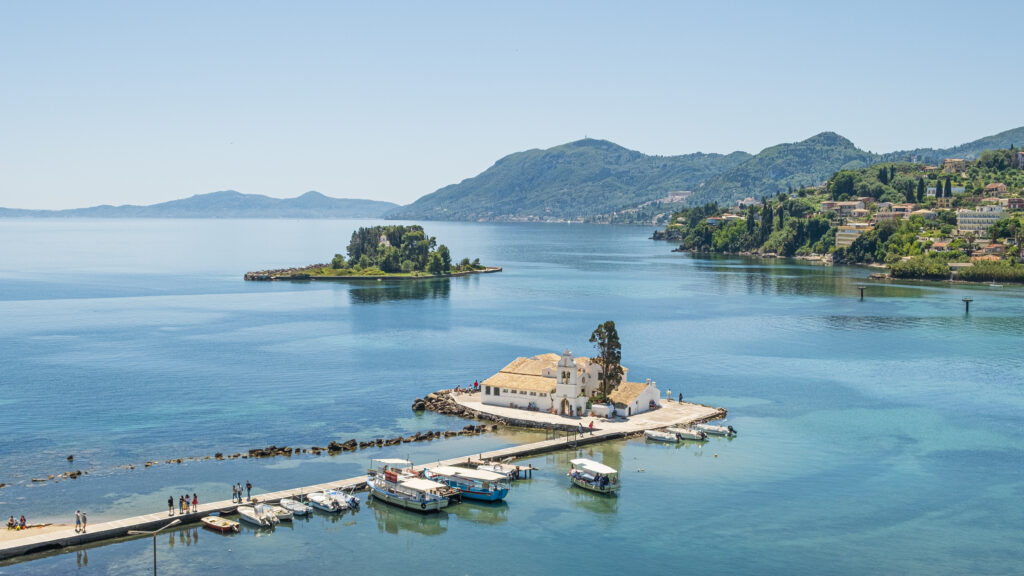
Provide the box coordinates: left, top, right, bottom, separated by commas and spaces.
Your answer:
245, 225, 500, 281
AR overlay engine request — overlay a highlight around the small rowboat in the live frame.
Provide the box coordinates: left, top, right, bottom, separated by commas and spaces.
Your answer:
279, 498, 312, 516
666, 427, 708, 441
645, 429, 678, 443
201, 516, 239, 533
270, 505, 293, 522
694, 423, 736, 436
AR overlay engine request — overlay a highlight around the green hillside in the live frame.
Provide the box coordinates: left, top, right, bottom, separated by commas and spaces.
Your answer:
389, 127, 1024, 223
688, 132, 876, 206
387, 139, 750, 222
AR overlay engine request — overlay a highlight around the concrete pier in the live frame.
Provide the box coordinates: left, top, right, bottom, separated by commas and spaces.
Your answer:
0, 399, 722, 562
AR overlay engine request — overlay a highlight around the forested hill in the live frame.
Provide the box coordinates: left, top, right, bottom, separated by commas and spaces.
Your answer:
386, 139, 751, 222
880, 126, 1024, 165
389, 127, 1024, 223
686, 132, 875, 206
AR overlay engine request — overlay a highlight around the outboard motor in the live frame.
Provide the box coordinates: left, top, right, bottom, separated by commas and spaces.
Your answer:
728, 425, 736, 434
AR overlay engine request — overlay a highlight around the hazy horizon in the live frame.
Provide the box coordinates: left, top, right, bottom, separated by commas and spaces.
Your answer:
3, 0, 1022, 210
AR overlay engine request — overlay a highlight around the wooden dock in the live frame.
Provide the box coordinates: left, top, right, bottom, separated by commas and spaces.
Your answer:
1, 401, 722, 562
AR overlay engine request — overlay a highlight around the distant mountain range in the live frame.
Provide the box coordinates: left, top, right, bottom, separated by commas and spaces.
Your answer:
389, 126, 1024, 222
5, 126, 1022, 222
0, 190, 399, 219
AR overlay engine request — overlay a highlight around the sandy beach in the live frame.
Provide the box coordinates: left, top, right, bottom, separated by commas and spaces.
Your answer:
0, 524, 72, 544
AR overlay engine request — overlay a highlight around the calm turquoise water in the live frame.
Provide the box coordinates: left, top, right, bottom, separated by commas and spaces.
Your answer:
1, 219, 1022, 575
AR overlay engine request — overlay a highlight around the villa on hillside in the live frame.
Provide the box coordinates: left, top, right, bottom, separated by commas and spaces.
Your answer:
481, 350, 662, 418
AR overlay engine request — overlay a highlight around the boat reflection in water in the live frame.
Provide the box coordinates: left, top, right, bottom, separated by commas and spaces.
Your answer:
447, 499, 509, 526
371, 501, 448, 536
567, 484, 619, 515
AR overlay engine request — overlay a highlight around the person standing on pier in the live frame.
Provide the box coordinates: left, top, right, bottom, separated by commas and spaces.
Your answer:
589, 421, 594, 435
678, 392, 682, 403
192, 493, 198, 513
75, 510, 82, 533
168, 495, 174, 516
81, 511, 87, 532
231, 484, 237, 503
246, 481, 252, 501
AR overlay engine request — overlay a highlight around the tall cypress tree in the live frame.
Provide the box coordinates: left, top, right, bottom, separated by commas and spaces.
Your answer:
917, 178, 926, 203
944, 178, 952, 197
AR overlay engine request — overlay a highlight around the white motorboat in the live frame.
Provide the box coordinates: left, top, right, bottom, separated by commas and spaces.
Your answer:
326, 489, 360, 509
367, 458, 451, 512
694, 422, 736, 436
279, 498, 312, 516
237, 504, 277, 527
307, 491, 345, 513
667, 426, 708, 441
645, 429, 679, 443
568, 458, 619, 494
270, 505, 293, 522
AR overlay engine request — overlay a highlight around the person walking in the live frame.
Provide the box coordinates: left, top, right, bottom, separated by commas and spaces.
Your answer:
192, 493, 198, 513
245, 481, 252, 501
589, 420, 594, 435
80, 511, 87, 532
168, 495, 174, 516
237, 483, 243, 502
75, 510, 82, 533
231, 483, 237, 503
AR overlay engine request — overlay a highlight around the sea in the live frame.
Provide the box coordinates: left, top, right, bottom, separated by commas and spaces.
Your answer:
0, 218, 1021, 575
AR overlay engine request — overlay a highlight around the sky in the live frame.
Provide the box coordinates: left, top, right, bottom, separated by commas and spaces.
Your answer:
1, 0, 1022, 210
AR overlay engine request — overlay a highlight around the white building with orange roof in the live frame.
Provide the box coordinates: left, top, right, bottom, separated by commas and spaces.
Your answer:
480, 349, 661, 417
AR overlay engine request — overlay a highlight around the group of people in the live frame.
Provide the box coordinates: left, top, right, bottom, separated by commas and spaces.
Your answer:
168, 493, 198, 516
74, 510, 87, 533
231, 481, 252, 503
6, 515, 26, 530
577, 421, 595, 435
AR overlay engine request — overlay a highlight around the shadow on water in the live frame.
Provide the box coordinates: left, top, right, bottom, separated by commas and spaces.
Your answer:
370, 501, 448, 536
447, 499, 509, 525
347, 278, 451, 304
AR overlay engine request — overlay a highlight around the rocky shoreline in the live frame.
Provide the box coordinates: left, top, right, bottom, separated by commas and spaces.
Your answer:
244, 266, 502, 281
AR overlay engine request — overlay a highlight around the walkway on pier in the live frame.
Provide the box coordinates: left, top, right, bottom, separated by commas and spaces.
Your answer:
0, 400, 722, 562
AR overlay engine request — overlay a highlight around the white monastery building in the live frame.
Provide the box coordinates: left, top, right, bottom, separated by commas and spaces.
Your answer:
481, 349, 662, 418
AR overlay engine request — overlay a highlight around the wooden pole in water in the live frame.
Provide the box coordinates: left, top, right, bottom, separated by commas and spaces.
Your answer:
857, 285, 865, 300
963, 297, 973, 313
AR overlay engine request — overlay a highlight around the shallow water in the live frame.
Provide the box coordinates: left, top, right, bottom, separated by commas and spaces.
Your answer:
1, 219, 1022, 574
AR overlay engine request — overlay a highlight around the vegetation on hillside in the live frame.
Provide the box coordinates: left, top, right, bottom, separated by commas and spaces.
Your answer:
655, 148, 1024, 282
386, 127, 1024, 223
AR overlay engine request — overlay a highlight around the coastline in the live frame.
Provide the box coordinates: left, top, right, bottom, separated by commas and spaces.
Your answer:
244, 266, 502, 282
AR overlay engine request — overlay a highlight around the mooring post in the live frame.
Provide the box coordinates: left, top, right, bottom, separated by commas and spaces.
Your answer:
963, 297, 973, 313
857, 284, 865, 300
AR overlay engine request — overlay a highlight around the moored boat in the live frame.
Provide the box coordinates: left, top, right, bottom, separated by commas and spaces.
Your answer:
237, 504, 277, 527
694, 422, 736, 436
326, 489, 360, 509
307, 491, 345, 513
270, 505, 293, 522
645, 429, 679, 443
667, 426, 708, 441
201, 515, 240, 533
568, 458, 619, 494
367, 458, 452, 512
279, 498, 313, 516
424, 465, 510, 502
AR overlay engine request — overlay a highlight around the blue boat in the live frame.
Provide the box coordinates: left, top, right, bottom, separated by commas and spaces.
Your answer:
425, 465, 510, 502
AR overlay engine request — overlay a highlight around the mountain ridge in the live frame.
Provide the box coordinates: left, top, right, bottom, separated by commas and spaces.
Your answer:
389, 126, 1024, 222
0, 190, 399, 219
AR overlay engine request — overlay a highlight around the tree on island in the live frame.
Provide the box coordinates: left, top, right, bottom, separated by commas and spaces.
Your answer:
331, 225, 477, 275
589, 320, 623, 398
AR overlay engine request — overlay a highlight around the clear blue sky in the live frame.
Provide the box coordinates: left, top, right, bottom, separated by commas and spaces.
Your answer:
1, 0, 1021, 209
